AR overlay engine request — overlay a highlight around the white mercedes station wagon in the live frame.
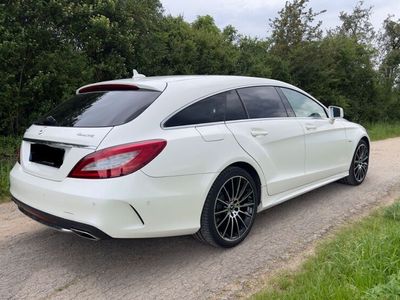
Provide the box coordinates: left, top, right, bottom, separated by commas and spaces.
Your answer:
10, 75, 369, 247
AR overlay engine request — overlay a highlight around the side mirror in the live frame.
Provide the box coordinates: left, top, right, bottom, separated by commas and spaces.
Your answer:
328, 106, 344, 120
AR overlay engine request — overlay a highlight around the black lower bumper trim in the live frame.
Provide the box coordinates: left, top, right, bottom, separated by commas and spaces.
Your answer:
12, 197, 111, 240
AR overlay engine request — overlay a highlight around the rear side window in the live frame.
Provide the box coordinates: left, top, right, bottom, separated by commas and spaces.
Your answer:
34, 90, 161, 127
226, 90, 247, 121
280, 88, 327, 118
237, 87, 287, 119
164, 90, 247, 127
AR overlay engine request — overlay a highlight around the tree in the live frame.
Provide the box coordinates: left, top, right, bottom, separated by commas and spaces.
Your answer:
0, 0, 398, 135
236, 37, 272, 78
0, 0, 163, 135
336, 1, 375, 46
143, 15, 198, 75
378, 16, 400, 120
269, 0, 325, 54
191, 15, 238, 74
379, 16, 400, 88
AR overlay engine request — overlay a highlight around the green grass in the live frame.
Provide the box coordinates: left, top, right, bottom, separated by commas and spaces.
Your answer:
252, 201, 400, 300
0, 136, 20, 202
364, 122, 400, 141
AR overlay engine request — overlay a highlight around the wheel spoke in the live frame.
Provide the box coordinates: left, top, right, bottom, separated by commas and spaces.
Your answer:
235, 177, 242, 199
215, 208, 228, 215
237, 181, 249, 200
240, 202, 255, 208
355, 168, 361, 180
217, 198, 229, 207
239, 210, 252, 218
230, 217, 234, 239
237, 214, 248, 230
217, 213, 229, 228
239, 190, 253, 203
222, 186, 232, 202
231, 178, 235, 200
234, 218, 240, 237
222, 217, 230, 237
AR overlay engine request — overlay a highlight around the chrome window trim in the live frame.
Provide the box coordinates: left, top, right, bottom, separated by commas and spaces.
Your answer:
161, 84, 296, 130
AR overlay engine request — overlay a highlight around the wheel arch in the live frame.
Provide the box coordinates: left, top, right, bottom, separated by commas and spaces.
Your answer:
360, 136, 370, 150
224, 161, 262, 205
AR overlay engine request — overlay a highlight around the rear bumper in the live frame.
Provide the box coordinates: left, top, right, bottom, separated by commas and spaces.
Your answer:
12, 197, 110, 240
10, 163, 216, 238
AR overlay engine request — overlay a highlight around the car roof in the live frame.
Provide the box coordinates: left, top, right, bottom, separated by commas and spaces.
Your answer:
77, 75, 324, 119
77, 75, 299, 94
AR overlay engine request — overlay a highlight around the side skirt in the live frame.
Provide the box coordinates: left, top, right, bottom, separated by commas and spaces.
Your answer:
258, 172, 348, 212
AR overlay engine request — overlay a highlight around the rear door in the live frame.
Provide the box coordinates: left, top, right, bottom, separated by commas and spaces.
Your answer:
225, 86, 306, 196
279, 87, 348, 183
21, 89, 161, 181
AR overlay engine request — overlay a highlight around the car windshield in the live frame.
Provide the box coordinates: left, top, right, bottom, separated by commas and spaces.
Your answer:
34, 90, 161, 127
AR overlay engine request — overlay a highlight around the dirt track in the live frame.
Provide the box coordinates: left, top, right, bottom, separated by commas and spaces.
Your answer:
1, 137, 400, 299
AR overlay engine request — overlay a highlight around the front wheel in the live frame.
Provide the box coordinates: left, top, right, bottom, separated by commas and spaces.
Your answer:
195, 167, 259, 248
341, 139, 369, 186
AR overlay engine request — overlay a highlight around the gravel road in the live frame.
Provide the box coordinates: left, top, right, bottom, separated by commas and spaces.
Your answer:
1, 137, 400, 300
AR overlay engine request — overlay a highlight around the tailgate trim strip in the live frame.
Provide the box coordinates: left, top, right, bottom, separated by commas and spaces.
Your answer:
23, 138, 96, 149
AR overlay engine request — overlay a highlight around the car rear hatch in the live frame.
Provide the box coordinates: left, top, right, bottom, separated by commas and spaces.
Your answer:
21, 126, 112, 181
20, 83, 163, 181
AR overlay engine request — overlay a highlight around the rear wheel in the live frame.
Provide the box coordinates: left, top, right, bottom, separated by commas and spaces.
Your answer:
195, 167, 258, 248
341, 139, 369, 186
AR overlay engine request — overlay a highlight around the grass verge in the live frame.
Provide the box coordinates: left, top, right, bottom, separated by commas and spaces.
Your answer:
364, 122, 400, 141
252, 200, 400, 300
0, 136, 20, 202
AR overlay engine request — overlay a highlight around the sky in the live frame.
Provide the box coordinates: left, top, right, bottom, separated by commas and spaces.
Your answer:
160, 0, 400, 38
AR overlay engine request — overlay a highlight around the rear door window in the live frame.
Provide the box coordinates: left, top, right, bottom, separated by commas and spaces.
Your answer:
237, 86, 288, 119
164, 90, 247, 127
34, 90, 161, 127
225, 90, 248, 121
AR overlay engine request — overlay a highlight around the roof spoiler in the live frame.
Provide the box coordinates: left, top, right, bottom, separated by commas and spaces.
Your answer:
76, 79, 166, 94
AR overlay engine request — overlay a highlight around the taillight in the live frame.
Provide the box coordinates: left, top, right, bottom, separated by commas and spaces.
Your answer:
68, 140, 167, 179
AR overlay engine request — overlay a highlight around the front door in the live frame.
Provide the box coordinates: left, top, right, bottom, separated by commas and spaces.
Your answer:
279, 87, 348, 183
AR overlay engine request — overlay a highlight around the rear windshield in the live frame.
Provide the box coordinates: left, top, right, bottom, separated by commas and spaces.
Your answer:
34, 90, 161, 127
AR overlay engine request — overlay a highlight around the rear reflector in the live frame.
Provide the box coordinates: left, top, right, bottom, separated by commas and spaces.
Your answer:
78, 84, 139, 94
68, 140, 167, 179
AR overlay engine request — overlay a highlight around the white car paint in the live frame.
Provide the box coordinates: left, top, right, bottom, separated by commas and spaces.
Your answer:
10, 75, 369, 240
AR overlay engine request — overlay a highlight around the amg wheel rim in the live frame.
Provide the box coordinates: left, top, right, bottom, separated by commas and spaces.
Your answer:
354, 144, 369, 182
214, 176, 256, 242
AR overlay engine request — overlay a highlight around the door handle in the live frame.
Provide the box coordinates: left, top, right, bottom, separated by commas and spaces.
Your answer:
250, 128, 269, 137
305, 124, 317, 130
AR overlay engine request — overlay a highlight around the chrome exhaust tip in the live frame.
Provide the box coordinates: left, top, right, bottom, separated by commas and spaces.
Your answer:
70, 228, 100, 241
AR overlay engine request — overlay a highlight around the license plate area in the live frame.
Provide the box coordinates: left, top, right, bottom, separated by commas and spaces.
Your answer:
30, 143, 65, 168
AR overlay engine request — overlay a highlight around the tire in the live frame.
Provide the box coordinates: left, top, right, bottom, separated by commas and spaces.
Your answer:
340, 139, 369, 186
194, 166, 259, 248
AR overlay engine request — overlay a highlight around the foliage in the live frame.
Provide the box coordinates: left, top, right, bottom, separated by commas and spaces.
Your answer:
269, 0, 325, 54
0, 136, 20, 201
336, 1, 376, 46
365, 122, 400, 141
253, 200, 400, 299
380, 16, 400, 88
0, 0, 399, 136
